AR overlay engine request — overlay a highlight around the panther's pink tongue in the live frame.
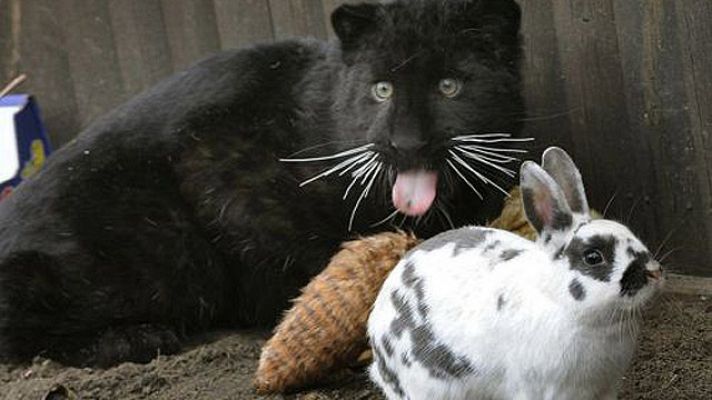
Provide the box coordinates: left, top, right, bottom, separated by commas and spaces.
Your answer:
392, 170, 438, 216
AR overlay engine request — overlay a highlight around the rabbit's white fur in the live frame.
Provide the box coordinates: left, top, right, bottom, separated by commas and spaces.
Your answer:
368, 147, 663, 400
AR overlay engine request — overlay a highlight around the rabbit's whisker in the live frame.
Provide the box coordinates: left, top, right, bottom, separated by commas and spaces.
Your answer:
626, 196, 642, 225
602, 191, 618, 218
653, 215, 689, 259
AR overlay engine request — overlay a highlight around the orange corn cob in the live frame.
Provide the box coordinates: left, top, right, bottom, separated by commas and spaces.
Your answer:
254, 231, 421, 394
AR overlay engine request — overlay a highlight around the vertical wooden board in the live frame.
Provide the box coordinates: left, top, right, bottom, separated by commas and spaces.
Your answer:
517, 0, 574, 157
13, 0, 81, 146
0, 0, 19, 83
611, 0, 709, 273
107, 0, 173, 97
161, 0, 222, 70
268, 0, 328, 41
550, 1, 634, 215
213, 0, 274, 50
673, 0, 712, 275
57, 0, 126, 133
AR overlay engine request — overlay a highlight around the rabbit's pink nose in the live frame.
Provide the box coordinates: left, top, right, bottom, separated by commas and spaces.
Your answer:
646, 263, 664, 281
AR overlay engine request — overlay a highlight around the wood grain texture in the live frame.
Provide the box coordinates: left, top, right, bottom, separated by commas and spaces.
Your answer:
268, 0, 328, 40
214, 0, 274, 50
57, 0, 125, 133
0, 0, 709, 275
107, 0, 173, 97
518, 0, 574, 155
161, 0, 221, 70
15, 0, 81, 145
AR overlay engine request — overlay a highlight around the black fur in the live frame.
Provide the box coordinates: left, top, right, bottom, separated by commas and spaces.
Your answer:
416, 227, 493, 256
565, 235, 618, 282
620, 248, 651, 297
0, 0, 523, 365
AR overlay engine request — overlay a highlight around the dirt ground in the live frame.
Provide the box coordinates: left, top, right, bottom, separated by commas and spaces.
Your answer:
0, 293, 709, 400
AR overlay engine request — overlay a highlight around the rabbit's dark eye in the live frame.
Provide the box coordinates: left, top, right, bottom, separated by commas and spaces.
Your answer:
583, 249, 604, 265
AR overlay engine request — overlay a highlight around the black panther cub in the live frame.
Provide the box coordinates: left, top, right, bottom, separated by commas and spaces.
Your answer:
0, 0, 524, 366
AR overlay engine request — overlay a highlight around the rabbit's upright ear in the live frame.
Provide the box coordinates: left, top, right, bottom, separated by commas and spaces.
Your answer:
520, 161, 574, 235
541, 147, 590, 219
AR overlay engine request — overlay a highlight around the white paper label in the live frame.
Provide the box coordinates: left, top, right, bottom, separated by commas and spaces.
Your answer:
0, 105, 22, 183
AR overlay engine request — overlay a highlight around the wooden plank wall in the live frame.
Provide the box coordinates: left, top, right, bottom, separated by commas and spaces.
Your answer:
0, 0, 710, 276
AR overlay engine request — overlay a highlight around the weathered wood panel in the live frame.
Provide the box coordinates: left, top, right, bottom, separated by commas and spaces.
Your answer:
268, 0, 328, 40
107, 0, 173, 97
213, 0, 274, 49
14, 0, 81, 144
161, 0, 221, 70
57, 0, 126, 130
0, 0, 709, 275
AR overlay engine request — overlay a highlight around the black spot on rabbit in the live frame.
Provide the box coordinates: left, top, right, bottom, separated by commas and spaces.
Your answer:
565, 235, 617, 281
390, 291, 415, 338
410, 325, 476, 380
497, 294, 507, 311
417, 228, 492, 256
568, 278, 586, 301
499, 249, 524, 262
374, 346, 406, 398
382, 335, 395, 357
620, 249, 652, 296
388, 270, 476, 380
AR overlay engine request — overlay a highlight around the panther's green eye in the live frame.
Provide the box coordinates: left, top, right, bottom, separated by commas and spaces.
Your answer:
372, 81, 394, 102
438, 78, 461, 98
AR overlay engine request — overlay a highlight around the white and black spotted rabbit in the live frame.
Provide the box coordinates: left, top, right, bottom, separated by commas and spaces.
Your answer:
368, 147, 664, 400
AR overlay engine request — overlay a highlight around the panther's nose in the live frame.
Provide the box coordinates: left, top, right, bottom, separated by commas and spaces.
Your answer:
389, 137, 427, 154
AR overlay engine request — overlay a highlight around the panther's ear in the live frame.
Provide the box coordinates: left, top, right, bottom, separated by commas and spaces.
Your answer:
331, 3, 381, 49
458, 0, 521, 39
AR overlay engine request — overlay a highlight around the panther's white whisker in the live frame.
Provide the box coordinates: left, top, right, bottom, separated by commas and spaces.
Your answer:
370, 208, 400, 228
452, 136, 535, 144
455, 148, 518, 167
361, 158, 381, 185
454, 147, 517, 177
349, 161, 382, 231
344, 158, 379, 200
449, 151, 511, 197
436, 202, 455, 229
350, 153, 379, 180
455, 145, 520, 163
457, 144, 529, 154
364, 163, 383, 198
446, 159, 483, 199
298, 152, 374, 187
279, 143, 374, 162
452, 133, 514, 139
338, 152, 373, 176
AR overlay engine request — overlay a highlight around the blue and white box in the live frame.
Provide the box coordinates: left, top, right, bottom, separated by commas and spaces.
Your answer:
0, 94, 52, 201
